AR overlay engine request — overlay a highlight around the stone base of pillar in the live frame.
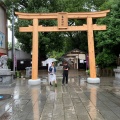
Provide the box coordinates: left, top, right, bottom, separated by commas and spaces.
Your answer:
87, 77, 100, 83
28, 79, 41, 85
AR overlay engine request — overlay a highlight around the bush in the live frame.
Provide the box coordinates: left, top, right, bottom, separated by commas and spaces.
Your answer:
86, 69, 90, 75
96, 50, 117, 68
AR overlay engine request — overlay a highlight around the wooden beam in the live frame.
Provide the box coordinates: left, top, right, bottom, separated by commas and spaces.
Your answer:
19, 24, 106, 32
87, 17, 96, 78
19, 26, 33, 32
41, 25, 87, 32
68, 12, 108, 19
93, 24, 106, 30
15, 10, 110, 20
15, 12, 58, 19
19, 25, 87, 32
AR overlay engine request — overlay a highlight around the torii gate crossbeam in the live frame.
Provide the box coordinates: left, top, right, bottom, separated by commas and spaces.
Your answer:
15, 10, 110, 85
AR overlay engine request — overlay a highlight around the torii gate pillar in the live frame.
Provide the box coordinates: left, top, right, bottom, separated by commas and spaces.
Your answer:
87, 17, 99, 83
28, 18, 41, 85
15, 10, 110, 85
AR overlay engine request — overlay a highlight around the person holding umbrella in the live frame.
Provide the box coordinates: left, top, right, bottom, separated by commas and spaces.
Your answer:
49, 62, 57, 87
44, 58, 57, 71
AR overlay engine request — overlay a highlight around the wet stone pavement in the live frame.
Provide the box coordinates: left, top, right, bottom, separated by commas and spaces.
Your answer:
0, 70, 120, 120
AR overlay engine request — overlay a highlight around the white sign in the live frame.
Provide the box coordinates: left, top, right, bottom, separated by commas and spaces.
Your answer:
0, 32, 5, 49
42, 61, 47, 66
80, 60, 84, 63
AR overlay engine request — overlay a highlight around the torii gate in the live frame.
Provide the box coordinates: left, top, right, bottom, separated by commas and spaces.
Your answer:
15, 10, 110, 85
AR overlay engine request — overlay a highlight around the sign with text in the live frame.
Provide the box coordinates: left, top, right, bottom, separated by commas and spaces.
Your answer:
58, 12, 68, 29
0, 32, 5, 49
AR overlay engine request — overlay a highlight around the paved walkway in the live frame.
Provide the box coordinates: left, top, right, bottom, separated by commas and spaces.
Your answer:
0, 70, 120, 120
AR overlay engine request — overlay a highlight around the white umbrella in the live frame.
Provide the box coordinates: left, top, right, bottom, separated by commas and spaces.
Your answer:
45, 58, 57, 71
45, 58, 57, 64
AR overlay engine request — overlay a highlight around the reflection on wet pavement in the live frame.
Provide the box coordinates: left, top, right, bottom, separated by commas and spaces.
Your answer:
0, 70, 120, 120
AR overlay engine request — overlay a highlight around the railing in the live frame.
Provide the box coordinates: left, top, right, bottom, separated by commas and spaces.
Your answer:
99, 68, 114, 77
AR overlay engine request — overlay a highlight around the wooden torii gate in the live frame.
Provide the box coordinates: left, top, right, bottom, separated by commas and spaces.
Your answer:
15, 10, 110, 84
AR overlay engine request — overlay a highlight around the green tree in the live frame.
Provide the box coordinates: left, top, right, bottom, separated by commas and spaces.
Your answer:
8, 41, 21, 49
4, 0, 106, 58
95, 0, 120, 68
4, 0, 65, 56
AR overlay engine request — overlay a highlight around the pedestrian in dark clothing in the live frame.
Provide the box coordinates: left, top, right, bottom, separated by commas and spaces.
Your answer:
62, 62, 69, 85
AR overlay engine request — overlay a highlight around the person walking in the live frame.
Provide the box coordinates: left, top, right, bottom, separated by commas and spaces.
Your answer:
62, 62, 69, 85
49, 62, 57, 87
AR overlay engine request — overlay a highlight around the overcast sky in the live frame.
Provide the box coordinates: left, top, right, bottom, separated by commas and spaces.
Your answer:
8, 20, 17, 43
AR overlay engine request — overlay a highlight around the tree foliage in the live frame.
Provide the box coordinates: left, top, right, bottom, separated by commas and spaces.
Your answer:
95, 0, 120, 68
4, 0, 107, 59
8, 41, 21, 49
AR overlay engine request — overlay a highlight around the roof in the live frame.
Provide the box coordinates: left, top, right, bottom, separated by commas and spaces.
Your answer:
62, 48, 86, 57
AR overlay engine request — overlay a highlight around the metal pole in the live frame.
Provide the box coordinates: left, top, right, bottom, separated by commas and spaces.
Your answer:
12, 4, 15, 73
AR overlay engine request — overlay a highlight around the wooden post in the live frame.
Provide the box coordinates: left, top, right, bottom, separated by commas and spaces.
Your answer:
87, 17, 96, 78
32, 19, 38, 80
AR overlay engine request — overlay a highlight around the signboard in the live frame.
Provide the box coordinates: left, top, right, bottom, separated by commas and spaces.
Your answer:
0, 32, 5, 49
80, 60, 84, 63
58, 12, 68, 29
